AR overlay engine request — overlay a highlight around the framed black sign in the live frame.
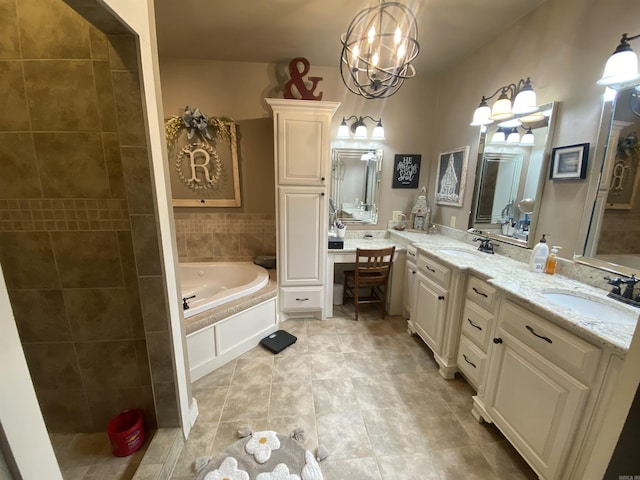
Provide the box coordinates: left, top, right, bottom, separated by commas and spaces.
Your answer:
392, 154, 421, 188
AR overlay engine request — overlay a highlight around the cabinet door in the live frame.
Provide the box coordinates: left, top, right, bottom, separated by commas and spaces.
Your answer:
487, 329, 590, 479
402, 260, 418, 318
412, 272, 447, 353
278, 186, 325, 286
275, 110, 330, 186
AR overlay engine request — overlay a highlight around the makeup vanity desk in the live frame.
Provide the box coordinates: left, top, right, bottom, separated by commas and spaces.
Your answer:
325, 237, 405, 318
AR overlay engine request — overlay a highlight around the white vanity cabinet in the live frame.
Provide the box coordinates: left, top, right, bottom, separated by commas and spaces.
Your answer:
402, 244, 418, 319
456, 276, 497, 391
266, 99, 340, 319
477, 299, 602, 480
409, 251, 466, 378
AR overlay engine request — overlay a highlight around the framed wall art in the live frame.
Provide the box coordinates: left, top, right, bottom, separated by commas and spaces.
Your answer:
549, 143, 589, 181
392, 154, 421, 188
435, 146, 469, 207
165, 107, 241, 207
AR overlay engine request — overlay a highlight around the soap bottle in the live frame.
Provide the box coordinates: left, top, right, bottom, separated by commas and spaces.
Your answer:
529, 234, 549, 272
544, 246, 561, 275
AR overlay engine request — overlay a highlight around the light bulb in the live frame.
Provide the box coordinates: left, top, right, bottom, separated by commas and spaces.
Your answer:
394, 26, 402, 44
372, 51, 379, 66
355, 124, 368, 138
397, 43, 406, 59
352, 44, 360, 59
506, 130, 520, 143
368, 26, 376, 44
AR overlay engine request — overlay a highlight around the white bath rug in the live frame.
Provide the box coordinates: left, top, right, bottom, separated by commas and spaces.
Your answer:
194, 428, 327, 480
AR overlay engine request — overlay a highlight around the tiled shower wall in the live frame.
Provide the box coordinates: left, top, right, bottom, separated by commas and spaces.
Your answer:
0, 0, 179, 432
174, 212, 276, 262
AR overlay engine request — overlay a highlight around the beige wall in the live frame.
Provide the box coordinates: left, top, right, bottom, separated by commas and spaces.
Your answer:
432, 0, 640, 256
159, 58, 440, 233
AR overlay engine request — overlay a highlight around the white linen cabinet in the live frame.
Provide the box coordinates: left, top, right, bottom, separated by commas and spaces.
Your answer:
266, 99, 340, 319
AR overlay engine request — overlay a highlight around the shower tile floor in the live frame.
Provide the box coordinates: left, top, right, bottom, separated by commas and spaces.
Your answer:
51, 306, 537, 479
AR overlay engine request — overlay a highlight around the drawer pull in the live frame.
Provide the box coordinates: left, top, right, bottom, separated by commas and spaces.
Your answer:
438, 295, 445, 301
472, 287, 488, 298
425, 265, 436, 273
526, 325, 553, 343
295, 297, 310, 302
462, 354, 477, 368
493, 337, 503, 344
412, 270, 416, 275
467, 318, 482, 330
408, 251, 416, 257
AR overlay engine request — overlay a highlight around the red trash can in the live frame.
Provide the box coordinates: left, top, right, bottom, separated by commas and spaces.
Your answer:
107, 409, 145, 457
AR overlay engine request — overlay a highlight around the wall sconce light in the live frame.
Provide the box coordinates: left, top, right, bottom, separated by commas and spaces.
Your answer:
470, 77, 538, 126
490, 127, 507, 144
339, 1, 420, 99
597, 33, 640, 88
336, 115, 385, 140
490, 126, 534, 146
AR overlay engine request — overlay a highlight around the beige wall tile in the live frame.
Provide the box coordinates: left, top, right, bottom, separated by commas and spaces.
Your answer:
153, 381, 180, 428
185, 232, 214, 259
22, 342, 83, 389
93, 60, 117, 132
0, 61, 30, 130
146, 331, 176, 384
0, 231, 59, 288
23, 60, 100, 131
121, 146, 154, 214
112, 70, 146, 146
89, 24, 108, 59
139, 276, 169, 333
10, 288, 71, 342
18, 0, 90, 59
35, 387, 93, 433
85, 385, 155, 431
212, 232, 239, 259
63, 287, 133, 341
108, 35, 138, 71
76, 340, 143, 389
0, 133, 43, 198
103, 133, 126, 197
33, 133, 110, 198
130, 214, 162, 276
0, 0, 20, 58
51, 230, 124, 287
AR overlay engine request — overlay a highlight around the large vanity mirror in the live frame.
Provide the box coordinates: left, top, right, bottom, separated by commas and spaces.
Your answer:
330, 147, 382, 225
469, 102, 558, 248
577, 87, 640, 275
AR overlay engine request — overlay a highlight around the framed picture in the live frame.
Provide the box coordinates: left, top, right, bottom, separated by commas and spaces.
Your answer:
550, 143, 589, 180
168, 121, 241, 207
435, 146, 469, 207
392, 154, 421, 188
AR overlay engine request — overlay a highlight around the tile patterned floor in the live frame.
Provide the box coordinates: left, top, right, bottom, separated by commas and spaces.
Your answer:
169, 306, 538, 480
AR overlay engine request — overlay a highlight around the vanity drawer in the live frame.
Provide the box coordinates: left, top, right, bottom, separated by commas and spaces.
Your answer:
417, 254, 450, 286
466, 276, 496, 313
457, 334, 486, 389
280, 287, 323, 311
499, 300, 602, 383
461, 301, 492, 351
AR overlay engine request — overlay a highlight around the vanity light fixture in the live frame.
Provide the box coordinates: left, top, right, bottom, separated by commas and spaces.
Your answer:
336, 115, 385, 140
339, 1, 420, 99
490, 127, 507, 144
470, 77, 539, 125
490, 126, 534, 146
520, 127, 535, 146
506, 127, 520, 144
597, 33, 640, 88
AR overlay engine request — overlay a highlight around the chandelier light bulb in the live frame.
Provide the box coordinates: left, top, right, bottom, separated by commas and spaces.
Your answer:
372, 51, 379, 66
352, 44, 360, 59
397, 43, 406, 59
394, 26, 402, 44
368, 26, 376, 43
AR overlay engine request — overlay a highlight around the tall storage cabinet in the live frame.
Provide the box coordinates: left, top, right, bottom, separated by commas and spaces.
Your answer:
266, 99, 340, 319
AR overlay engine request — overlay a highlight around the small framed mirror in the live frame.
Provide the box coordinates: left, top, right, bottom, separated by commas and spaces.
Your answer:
330, 148, 382, 225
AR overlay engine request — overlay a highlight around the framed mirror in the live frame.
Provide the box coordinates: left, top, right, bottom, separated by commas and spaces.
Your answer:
576, 87, 640, 275
468, 101, 558, 248
330, 148, 382, 225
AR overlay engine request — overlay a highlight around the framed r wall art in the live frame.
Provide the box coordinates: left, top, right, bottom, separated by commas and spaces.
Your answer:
165, 107, 241, 207
392, 154, 421, 188
435, 146, 469, 207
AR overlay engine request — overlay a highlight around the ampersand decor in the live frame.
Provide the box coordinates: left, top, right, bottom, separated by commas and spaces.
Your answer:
284, 57, 323, 100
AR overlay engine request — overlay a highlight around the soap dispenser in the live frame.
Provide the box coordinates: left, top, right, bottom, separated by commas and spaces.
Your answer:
544, 246, 561, 275
529, 234, 549, 272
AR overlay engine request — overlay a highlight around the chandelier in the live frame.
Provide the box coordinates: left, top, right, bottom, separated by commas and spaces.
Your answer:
340, 1, 420, 99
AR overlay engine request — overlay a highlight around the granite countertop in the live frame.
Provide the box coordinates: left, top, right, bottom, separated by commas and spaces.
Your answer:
387, 229, 638, 355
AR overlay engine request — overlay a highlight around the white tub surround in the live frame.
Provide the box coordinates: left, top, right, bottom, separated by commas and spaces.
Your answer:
181, 264, 278, 381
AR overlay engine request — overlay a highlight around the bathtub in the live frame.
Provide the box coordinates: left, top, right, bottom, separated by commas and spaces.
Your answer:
180, 262, 269, 318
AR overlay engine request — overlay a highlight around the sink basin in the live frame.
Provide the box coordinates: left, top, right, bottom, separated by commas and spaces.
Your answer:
438, 247, 484, 260
541, 291, 638, 325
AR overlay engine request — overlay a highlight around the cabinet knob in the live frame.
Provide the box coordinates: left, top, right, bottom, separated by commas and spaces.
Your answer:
321, 177, 325, 181
412, 270, 416, 275
321, 192, 325, 196
438, 295, 445, 301
493, 337, 503, 344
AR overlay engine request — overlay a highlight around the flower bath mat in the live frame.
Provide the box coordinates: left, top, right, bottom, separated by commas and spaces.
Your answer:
194, 427, 328, 480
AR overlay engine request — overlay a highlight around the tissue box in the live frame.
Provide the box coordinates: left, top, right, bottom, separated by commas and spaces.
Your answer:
328, 237, 344, 249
